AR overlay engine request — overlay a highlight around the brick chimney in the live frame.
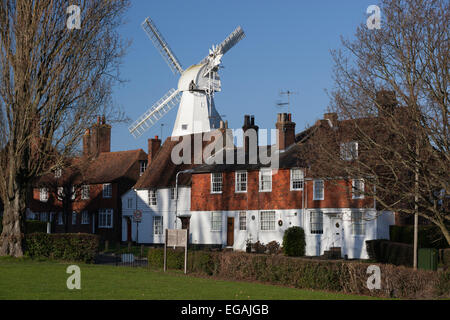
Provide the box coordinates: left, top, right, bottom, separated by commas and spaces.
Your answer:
148, 135, 161, 165
242, 115, 259, 158
83, 116, 111, 157
276, 113, 296, 151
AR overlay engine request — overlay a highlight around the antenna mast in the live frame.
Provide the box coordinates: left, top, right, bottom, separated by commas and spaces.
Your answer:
279, 90, 298, 114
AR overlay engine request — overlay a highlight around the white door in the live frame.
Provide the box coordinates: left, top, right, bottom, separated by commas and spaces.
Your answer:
330, 217, 342, 247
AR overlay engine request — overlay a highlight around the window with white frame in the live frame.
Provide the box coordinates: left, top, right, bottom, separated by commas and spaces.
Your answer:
58, 212, 64, 225
290, 168, 304, 190
313, 180, 324, 200
340, 141, 358, 161
260, 211, 276, 231
235, 171, 247, 192
71, 186, 76, 200
102, 183, 112, 198
98, 209, 113, 228
81, 211, 90, 225
239, 211, 247, 231
210, 212, 222, 232
127, 198, 133, 209
57, 187, 64, 200
310, 211, 323, 234
54, 168, 62, 178
170, 188, 177, 200
40, 212, 48, 222
153, 216, 163, 235
39, 188, 48, 202
352, 179, 365, 199
259, 169, 272, 192
148, 189, 157, 206
211, 173, 223, 193
81, 185, 90, 200
49, 212, 55, 222
140, 160, 148, 176
72, 211, 77, 225
351, 211, 365, 235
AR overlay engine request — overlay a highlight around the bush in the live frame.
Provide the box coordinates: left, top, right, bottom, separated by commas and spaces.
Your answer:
145, 249, 449, 299
25, 220, 47, 234
390, 225, 449, 249
282, 226, 305, 257
147, 248, 217, 275
366, 239, 413, 267
25, 233, 99, 263
441, 248, 450, 269
212, 252, 449, 299
252, 241, 266, 254
266, 241, 281, 255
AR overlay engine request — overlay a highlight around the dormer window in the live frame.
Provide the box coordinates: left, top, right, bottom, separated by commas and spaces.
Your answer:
340, 141, 358, 161
54, 168, 62, 178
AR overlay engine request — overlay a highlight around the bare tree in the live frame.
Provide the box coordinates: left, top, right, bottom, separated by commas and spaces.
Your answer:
307, 0, 449, 247
0, 0, 130, 257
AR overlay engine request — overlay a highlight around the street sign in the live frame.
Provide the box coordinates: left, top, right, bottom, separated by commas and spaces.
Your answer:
164, 229, 188, 274
133, 209, 142, 222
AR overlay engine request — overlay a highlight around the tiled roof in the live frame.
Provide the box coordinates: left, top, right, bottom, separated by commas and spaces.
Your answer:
35, 149, 147, 187
133, 133, 221, 189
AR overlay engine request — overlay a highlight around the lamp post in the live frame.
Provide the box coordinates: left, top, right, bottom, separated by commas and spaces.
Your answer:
174, 169, 194, 229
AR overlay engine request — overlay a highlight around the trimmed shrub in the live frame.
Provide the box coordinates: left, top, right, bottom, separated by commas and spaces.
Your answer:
282, 226, 305, 257
25, 233, 99, 263
145, 249, 449, 299
266, 241, 281, 255
390, 225, 449, 249
252, 241, 266, 254
25, 220, 47, 234
147, 248, 217, 275
441, 248, 450, 269
212, 252, 449, 299
366, 239, 413, 267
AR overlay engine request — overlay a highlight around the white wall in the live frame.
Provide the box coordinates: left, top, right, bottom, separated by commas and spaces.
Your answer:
189, 209, 303, 250
303, 209, 395, 259
121, 187, 191, 244
121, 187, 395, 259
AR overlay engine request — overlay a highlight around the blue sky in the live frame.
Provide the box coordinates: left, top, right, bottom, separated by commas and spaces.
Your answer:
109, 0, 379, 152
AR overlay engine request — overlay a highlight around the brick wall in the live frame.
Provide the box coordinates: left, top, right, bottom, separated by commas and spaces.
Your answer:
191, 169, 373, 211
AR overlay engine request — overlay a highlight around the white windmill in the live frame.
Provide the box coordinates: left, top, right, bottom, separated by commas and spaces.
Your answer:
129, 17, 245, 138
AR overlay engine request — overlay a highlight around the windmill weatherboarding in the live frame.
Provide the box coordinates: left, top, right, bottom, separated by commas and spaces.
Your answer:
129, 17, 245, 138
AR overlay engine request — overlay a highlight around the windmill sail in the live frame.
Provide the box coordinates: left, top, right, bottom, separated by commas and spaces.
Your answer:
199, 26, 245, 65
129, 88, 182, 138
142, 17, 184, 75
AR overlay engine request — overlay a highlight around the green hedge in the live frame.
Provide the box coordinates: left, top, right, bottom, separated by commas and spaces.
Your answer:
147, 248, 217, 275
366, 239, 414, 267
282, 226, 305, 257
148, 249, 449, 299
390, 225, 449, 249
25, 220, 47, 234
25, 233, 99, 263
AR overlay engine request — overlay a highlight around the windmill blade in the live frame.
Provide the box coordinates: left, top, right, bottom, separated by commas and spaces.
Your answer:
199, 26, 245, 65
129, 88, 182, 138
218, 26, 245, 55
142, 17, 184, 75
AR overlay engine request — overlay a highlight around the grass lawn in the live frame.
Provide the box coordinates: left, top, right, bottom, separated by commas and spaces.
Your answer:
0, 257, 380, 300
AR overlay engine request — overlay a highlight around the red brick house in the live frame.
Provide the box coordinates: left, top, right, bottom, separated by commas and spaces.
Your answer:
28, 117, 148, 242
188, 113, 395, 258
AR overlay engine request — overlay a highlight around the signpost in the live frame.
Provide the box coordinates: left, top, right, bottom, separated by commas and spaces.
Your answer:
133, 210, 142, 243
164, 229, 188, 274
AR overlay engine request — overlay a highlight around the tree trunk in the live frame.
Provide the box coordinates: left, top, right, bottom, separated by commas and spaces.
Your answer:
0, 189, 27, 257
